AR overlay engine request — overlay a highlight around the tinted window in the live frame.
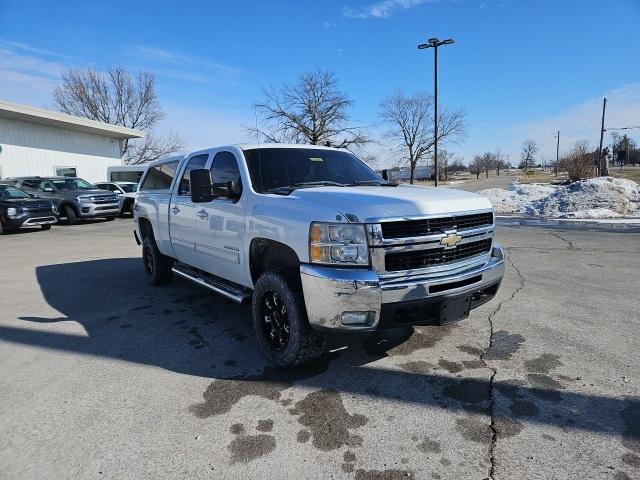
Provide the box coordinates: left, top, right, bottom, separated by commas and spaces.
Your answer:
19, 180, 39, 192
111, 171, 144, 182
178, 154, 208, 195
1, 186, 30, 199
211, 151, 241, 185
243, 148, 381, 193
140, 162, 179, 190
52, 178, 95, 190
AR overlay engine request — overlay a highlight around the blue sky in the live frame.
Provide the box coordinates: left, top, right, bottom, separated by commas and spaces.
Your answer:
1, 0, 639, 167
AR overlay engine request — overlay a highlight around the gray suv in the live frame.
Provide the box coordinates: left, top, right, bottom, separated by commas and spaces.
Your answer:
6, 177, 120, 224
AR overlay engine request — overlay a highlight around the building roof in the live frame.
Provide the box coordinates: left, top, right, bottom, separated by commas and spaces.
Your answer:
0, 99, 145, 139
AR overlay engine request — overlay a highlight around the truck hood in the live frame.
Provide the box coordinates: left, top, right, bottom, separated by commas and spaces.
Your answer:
289, 184, 492, 222
3, 198, 53, 208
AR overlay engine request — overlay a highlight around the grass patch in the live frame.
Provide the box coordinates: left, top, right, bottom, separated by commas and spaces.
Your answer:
517, 171, 565, 184
609, 167, 640, 183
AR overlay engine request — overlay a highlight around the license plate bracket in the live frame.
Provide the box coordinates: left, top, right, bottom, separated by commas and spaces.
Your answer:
439, 295, 472, 324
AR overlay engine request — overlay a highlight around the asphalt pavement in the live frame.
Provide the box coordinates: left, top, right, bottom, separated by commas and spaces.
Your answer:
0, 218, 638, 480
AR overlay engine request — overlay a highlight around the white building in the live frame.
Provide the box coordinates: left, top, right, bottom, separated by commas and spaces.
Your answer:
0, 100, 144, 183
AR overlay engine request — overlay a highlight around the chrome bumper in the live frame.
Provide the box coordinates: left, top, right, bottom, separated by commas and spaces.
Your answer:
78, 203, 120, 217
300, 243, 506, 331
22, 216, 57, 226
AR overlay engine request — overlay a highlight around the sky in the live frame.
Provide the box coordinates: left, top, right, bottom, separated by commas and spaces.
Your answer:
1, 0, 639, 168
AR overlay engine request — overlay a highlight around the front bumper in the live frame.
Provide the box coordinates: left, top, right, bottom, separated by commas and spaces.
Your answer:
5, 214, 58, 229
300, 243, 506, 331
78, 203, 120, 218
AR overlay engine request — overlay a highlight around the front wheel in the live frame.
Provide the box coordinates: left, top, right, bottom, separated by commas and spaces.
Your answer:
41, 224, 52, 231
105, 216, 116, 222
252, 271, 326, 368
142, 236, 173, 286
64, 206, 77, 225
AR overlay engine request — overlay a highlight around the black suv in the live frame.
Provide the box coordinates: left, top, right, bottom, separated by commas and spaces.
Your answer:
5, 177, 120, 224
0, 184, 57, 234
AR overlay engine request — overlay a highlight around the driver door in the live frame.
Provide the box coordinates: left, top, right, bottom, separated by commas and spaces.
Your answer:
194, 151, 246, 285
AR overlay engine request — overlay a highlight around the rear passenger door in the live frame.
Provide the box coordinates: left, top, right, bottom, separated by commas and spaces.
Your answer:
194, 151, 246, 285
169, 154, 209, 265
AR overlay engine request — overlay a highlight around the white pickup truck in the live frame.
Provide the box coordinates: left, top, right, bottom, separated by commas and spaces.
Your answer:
134, 144, 505, 368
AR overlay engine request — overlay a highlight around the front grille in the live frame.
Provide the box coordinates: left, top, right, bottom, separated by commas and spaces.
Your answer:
26, 206, 53, 215
385, 238, 492, 271
91, 196, 118, 204
381, 212, 493, 239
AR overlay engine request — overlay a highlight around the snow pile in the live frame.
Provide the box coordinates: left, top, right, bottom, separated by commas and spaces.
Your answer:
479, 177, 640, 218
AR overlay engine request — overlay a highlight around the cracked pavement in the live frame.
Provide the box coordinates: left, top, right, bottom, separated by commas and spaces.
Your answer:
0, 218, 639, 479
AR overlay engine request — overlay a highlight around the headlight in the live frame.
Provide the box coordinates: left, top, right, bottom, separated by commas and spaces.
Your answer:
52, 204, 59, 214
7, 207, 25, 218
309, 222, 369, 266
76, 196, 92, 203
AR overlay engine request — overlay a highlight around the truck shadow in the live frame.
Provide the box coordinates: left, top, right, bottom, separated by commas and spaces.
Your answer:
1, 258, 638, 446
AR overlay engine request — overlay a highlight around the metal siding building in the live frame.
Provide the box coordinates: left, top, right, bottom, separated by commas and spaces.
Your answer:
0, 100, 144, 183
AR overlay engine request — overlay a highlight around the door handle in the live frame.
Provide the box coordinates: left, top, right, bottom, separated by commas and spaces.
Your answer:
197, 209, 209, 219
171, 205, 180, 214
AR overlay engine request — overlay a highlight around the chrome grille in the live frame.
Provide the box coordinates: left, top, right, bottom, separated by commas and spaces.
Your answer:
385, 238, 492, 272
380, 212, 493, 239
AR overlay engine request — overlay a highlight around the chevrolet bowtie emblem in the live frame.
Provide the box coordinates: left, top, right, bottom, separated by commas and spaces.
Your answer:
440, 232, 462, 248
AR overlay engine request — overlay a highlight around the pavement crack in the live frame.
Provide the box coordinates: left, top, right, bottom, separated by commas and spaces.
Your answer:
480, 249, 526, 480
550, 232, 575, 250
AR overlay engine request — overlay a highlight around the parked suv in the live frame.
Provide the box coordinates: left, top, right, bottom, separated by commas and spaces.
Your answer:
7, 177, 120, 224
0, 184, 57, 234
134, 145, 505, 368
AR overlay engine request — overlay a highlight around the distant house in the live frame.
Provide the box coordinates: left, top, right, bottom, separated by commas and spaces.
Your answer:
383, 165, 434, 182
0, 100, 143, 183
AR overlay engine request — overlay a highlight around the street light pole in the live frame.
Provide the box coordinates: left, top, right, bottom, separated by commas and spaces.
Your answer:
418, 37, 454, 187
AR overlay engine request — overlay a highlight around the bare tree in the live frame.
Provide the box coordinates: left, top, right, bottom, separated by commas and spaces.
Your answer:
520, 139, 538, 171
53, 66, 183, 163
561, 140, 593, 182
251, 69, 368, 148
379, 90, 467, 184
471, 154, 482, 179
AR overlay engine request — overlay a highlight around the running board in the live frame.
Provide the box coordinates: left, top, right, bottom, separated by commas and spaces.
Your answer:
172, 265, 251, 305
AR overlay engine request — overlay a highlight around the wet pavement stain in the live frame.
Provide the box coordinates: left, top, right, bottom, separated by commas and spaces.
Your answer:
484, 330, 525, 360
398, 361, 435, 374
188, 326, 210, 347
416, 438, 441, 454
455, 417, 492, 444
223, 327, 247, 342
457, 345, 483, 356
342, 463, 355, 473
526, 374, 565, 401
228, 434, 276, 464
509, 398, 540, 417
190, 359, 333, 418
622, 453, 640, 468
462, 360, 485, 369
354, 468, 413, 479
256, 419, 274, 432
230, 423, 245, 435
343, 451, 357, 462
441, 378, 490, 406
440, 458, 451, 466
296, 429, 310, 443
289, 389, 368, 451
438, 359, 464, 374
524, 353, 563, 374
614, 472, 632, 480
495, 415, 524, 437
365, 326, 455, 357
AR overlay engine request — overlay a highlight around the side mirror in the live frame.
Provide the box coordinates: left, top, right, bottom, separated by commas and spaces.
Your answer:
381, 169, 390, 181
43, 187, 54, 192
190, 169, 214, 203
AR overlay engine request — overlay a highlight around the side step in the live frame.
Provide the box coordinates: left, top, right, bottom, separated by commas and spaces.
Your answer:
172, 264, 252, 305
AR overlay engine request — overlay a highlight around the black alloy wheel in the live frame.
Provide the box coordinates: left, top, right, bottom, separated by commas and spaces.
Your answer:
261, 290, 291, 350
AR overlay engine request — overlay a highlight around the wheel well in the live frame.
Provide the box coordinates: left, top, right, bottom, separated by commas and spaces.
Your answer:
138, 217, 154, 241
59, 202, 78, 215
250, 238, 300, 285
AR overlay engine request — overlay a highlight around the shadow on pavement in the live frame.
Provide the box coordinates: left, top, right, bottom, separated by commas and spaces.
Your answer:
0, 258, 638, 446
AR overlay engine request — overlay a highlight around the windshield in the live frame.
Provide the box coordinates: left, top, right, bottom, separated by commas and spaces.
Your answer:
52, 178, 96, 190
1, 186, 30, 199
117, 183, 137, 193
243, 148, 383, 193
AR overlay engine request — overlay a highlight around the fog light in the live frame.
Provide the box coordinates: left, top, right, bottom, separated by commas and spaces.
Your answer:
82, 207, 90, 213
341, 311, 375, 326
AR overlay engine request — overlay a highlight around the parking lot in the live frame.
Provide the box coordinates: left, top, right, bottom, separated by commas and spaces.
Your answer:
1, 218, 639, 480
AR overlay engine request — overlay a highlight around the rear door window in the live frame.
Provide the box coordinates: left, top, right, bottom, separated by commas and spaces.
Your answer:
140, 161, 179, 191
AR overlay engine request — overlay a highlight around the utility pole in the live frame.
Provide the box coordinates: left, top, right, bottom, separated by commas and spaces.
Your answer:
555, 130, 560, 177
418, 37, 454, 187
597, 97, 607, 176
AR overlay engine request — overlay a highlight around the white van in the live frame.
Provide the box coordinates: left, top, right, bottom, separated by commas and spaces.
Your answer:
107, 165, 147, 183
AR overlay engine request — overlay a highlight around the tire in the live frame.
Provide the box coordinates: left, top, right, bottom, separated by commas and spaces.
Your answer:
41, 224, 52, 231
64, 205, 77, 225
142, 236, 173, 286
105, 216, 116, 221
0, 219, 5, 235
252, 271, 326, 368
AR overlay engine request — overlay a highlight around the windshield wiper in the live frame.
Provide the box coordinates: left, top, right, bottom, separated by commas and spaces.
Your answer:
348, 180, 397, 186
293, 181, 347, 187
